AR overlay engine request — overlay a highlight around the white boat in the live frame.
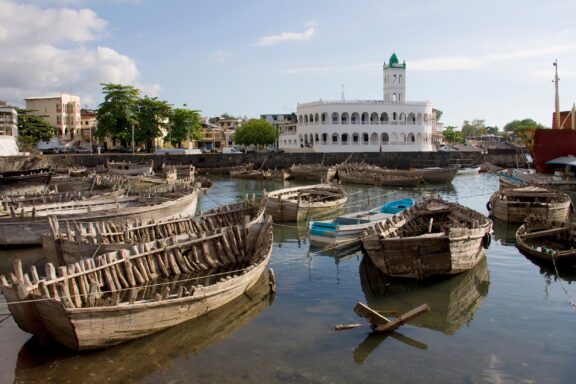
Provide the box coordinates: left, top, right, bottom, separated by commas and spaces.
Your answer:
309, 198, 414, 249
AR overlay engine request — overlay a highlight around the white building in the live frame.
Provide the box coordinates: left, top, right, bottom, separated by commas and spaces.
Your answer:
0, 101, 20, 156
279, 53, 435, 153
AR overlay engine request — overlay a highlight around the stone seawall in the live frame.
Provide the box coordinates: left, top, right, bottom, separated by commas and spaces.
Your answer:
0, 148, 518, 171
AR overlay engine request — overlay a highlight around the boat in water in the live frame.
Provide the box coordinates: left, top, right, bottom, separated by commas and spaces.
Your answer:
1, 217, 274, 350
309, 198, 414, 249
362, 196, 493, 280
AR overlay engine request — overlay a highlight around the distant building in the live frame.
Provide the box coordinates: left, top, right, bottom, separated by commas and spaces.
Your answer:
0, 101, 19, 156
261, 113, 297, 148
279, 53, 435, 153
25, 93, 81, 141
80, 108, 97, 147
209, 117, 246, 147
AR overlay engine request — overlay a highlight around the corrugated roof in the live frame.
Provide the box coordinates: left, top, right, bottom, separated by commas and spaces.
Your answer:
546, 156, 576, 166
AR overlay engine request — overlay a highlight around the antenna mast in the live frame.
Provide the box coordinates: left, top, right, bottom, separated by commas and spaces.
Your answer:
553, 60, 560, 129
341, 84, 345, 101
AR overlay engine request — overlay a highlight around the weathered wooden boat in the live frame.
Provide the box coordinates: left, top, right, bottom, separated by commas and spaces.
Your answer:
1, 217, 273, 350
309, 198, 415, 248
196, 176, 213, 191
456, 166, 481, 175
380, 167, 458, 184
196, 162, 252, 175
336, 164, 422, 187
107, 160, 154, 176
42, 197, 266, 265
68, 167, 89, 177
14, 271, 274, 383
0, 187, 199, 246
160, 163, 195, 180
0, 168, 53, 194
361, 196, 493, 280
264, 168, 291, 181
1, 188, 127, 210
229, 168, 271, 180
264, 183, 347, 222
487, 186, 572, 223
289, 164, 336, 182
515, 217, 576, 267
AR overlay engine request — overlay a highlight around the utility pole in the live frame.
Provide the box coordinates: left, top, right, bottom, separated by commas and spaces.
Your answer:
132, 124, 135, 154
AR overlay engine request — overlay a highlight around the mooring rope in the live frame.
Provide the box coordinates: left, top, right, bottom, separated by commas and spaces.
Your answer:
550, 252, 576, 310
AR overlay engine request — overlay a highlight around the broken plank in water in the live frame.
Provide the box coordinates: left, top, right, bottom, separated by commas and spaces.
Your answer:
334, 323, 363, 331
354, 302, 390, 327
374, 304, 430, 332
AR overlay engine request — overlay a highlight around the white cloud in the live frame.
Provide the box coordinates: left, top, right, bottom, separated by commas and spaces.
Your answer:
254, 20, 317, 47
0, 0, 157, 107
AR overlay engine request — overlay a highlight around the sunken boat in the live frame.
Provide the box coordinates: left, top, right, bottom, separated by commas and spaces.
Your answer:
515, 217, 576, 267
0, 168, 53, 194
289, 164, 336, 182
107, 160, 154, 176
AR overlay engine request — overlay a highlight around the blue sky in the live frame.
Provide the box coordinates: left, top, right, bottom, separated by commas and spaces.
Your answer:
1, 0, 575, 129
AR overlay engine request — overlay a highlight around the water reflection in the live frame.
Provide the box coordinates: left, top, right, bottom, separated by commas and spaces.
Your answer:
14, 273, 274, 384
359, 255, 490, 335
490, 220, 520, 246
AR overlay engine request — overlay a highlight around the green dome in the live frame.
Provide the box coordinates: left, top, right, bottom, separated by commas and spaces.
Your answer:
389, 53, 399, 65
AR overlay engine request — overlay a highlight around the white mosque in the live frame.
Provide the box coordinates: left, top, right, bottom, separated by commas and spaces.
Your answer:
279, 53, 436, 153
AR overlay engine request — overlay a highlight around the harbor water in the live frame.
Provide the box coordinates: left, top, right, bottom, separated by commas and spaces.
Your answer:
2, 173, 576, 383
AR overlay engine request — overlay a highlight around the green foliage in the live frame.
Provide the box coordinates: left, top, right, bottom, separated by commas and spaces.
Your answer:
166, 108, 202, 148
442, 126, 463, 144
135, 96, 172, 151
503, 119, 544, 132
461, 119, 486, 138
16, 109, 55, 149
485, 126, 500, 135
433, 109, 443, 121
233, 119, 277, 146
96, 83, 140, 146
220, 113, 235, 119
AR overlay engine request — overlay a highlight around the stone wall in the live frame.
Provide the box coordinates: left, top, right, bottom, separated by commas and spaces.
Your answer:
0, 148, 519, 171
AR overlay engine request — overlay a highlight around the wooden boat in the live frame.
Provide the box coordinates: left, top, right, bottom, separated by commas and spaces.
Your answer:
264, 183, 347, 222
14, 270, 274, 383
309, 198, 414, 248
107, 160, 154, 176
42, 198, 266, 265
456, 166, 481, 175
289, 164, 336, 182
265, 168, 291, 181
1, 188, 127, 210
196, 163, 252, 175
1, 217, 273, 350
0, 187, 199, 246
68, 167, 89, 177
515, 217, 576, 267
0, 168, 52, 194
362, 196, 493, 280
336, 165, 422, 187
229, 169, 271, 180
487, 186, 572, 223
379, 167, 458, 184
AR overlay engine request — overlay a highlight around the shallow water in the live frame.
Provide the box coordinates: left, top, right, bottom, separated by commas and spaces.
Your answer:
2, 173, 576, 383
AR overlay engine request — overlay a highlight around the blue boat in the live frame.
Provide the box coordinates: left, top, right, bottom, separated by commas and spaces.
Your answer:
309, 198, 414, 249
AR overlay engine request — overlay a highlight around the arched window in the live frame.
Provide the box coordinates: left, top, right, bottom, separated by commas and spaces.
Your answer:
399, 113, 406, 122
341, 112, 349, 124
332, 112, 339, 124
393, 112, 397, 121
321, 112, 328, 124
408, 133, 415, 142
332, 133, 339, 143
393, 93, 397, 102
314, 113, 319, 123
407, 113, 416, 123
417, 113, 422, 123
390, 133, 398, 143
416, 133, 423, 145
309, 114, 314, 123
322, 133, 328, 144
361, 112, 369, 124
380, 113, 389, 123
424, 114, 429, 123
304, 115, 309, 124
341, 133, 349, 144
400, 133, 406, 142
362, 133, 369, 144
370, 132, 378, 144
381, 132, 389, 143
298, 115, 302, 124
393, 74, 397, 84
315, 133, 319, 142
399, 74, 402, 84
352, 133, 359, 144
370, 112, 379, 124
351, 112, 359, 125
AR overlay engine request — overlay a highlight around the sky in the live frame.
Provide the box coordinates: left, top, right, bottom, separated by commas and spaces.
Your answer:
1, 0, 575, 129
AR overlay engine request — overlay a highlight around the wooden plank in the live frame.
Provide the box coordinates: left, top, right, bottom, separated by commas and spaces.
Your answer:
374, 304, 430, 332
354, 302, 390, 325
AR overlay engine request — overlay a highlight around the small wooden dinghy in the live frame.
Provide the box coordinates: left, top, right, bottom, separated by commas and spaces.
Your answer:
264, 183, 347, 222
515, 217, 576, 267
362, 196, 493, 280
379, 167, 458, 184
487, 186, 572, 223
107, 160, 154, 176
1, 217, 273, 351
309, 198, 414, 248
42, 198, 266, 265
0, 188, 199, 246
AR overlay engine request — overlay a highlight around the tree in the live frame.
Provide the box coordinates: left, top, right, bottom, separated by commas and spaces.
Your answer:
16, 109, 55, 149
96, 83, 140, 147
166, 108, 202, 148
233, 119, 277, 146
461, 119, 486, 138
503, 119, 544, 132
442, 126, 462, 144
134, 96, 172, 151
485, 125, 500, 135
433, 109, 443, 121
